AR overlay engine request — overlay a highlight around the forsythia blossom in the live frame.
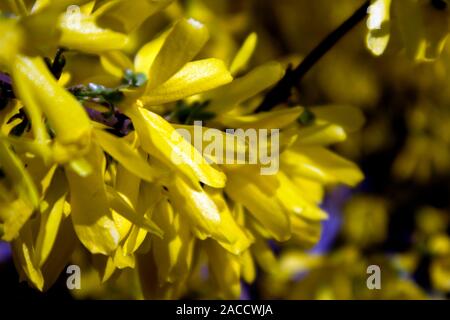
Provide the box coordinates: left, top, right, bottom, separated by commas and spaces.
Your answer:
0, 0, 363, 298
366, 0, 450, 61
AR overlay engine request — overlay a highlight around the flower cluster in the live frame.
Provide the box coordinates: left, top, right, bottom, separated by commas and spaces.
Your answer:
0, 0, 365, 299
184, 0, 450, 300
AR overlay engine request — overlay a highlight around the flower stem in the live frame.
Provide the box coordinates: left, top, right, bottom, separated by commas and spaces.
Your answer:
256, 0, 371, 113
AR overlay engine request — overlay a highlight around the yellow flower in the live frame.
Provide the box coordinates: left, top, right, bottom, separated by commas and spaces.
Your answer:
393, 102, 450, 182
0, 0, 365, 299
367, 0, 450, 61
260, 247, 428, 300
342, 195, 389, 248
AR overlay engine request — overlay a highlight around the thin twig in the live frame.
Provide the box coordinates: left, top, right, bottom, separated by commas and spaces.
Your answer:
256, 0, 371, 113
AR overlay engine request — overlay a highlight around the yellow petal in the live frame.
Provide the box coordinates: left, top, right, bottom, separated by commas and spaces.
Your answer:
134, 29, 168, 74
167, 176, 222, 240
59, 8, 128, 53
40, 207, 77, 290
65, 144, 120, 255
172, 124, 248, 165
112, 163, 140, 239
5, 135, 53, 163
20, 5, 62, 55
100, 51, 134, 78
205, 62, 284, 113
205, 186, 251, 254
0, 179, 15, 203
94, 128, 160, 183
168, 176, 248, 249
312, 105, 365, 133
431, 257, 450, 292
123, 225, 148, 256
105, 185, 163, 238
205, 240, 241, 299
31, 0, 93, 13
276, 250, 324, 279
296, 123, 347, 146
1, 0, 28, 15
64, 53, 116, 86
290, 176, 324, 204
0, 100, 22, 135
125, 106, 226, 188
145, 18, 209, 90
225, 168, 291, 242
366, 0, 392, 56
67, 157, 92, 178
0, 198, 33, 241
282, 146, 364, 186
216, 107, 303, 130
20, 154, 57, 199
240, 249, 256, 284
113, 246, 135, 269
35, 170, 67, 266
389, 0, 450, 61
141, 58, 233, 105
420, 4, 450, 60
12, 55, 92, 152
137, 249, 187, 299
275, 171, 328, 221
250, 235, 279, 274
94, 0, 174, 33
0, 139, 39, 208
92, 254, 117, 283
11, 222, 44, 291
290, 214, 323, 249
122, 181, 164, 256
392, 0, 426, 60
230, 32, 258, 76
0, 19, 24, 69
152, 199, 195, 284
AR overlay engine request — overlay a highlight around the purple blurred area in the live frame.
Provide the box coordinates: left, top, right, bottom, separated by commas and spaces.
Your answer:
240, 283, 251, 300
309, 186, 352, 254
0, 241, 11, 263
287, 187, 352, 283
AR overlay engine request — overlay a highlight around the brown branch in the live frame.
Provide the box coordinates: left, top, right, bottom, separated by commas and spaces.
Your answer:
256, 0, 371, 113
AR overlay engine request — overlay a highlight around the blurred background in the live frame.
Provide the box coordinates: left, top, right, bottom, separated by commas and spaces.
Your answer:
1, 0, 449, 300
